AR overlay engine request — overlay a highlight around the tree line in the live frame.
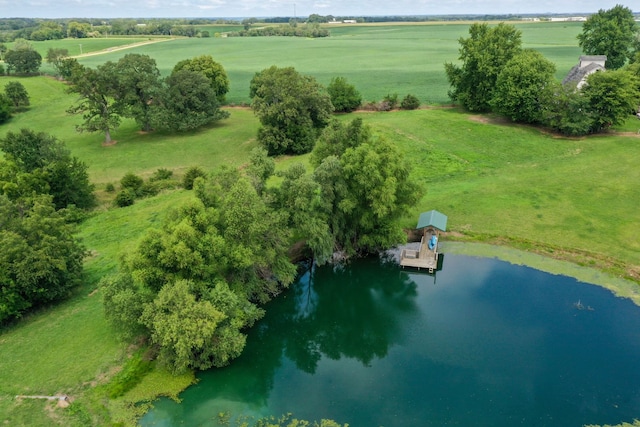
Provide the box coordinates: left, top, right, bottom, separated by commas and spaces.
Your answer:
0, 18, 224, 42
445, 5, 640, 136
229, 22, 329, 38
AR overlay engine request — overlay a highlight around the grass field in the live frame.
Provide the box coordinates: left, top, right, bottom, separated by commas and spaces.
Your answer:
1, 22, 639, 425
73, 21, 584, 105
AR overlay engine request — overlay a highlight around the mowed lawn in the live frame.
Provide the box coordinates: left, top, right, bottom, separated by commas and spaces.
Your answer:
74, 21, 584, 105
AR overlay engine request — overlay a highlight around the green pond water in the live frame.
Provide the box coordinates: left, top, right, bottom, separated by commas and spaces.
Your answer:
141, 254, 640, 427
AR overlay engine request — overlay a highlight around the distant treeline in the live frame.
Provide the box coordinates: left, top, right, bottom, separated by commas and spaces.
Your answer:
0, 18, 237, 42
4, 13, 633, 42
229, 23, 329, 38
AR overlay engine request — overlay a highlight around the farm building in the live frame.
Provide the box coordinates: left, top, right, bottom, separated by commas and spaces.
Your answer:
562, 55, 606, 89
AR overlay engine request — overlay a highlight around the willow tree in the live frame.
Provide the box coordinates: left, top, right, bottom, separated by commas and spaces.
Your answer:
311, 118, 422, 257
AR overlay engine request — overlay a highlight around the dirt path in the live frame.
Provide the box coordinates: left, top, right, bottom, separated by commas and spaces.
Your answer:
71, 38, 176, 59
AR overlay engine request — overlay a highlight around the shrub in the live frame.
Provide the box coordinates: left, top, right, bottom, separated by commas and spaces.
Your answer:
183, 166, 207, 190
59, 204, 89, 224
383, 93, 399, 109
105, 182, 115, 192
327, 76, 362, 113
150, 168, 173, 182
138, 181, 161, 197
114, 189, 136, 207
400, 94, 420, 110
120, 173, 144, 193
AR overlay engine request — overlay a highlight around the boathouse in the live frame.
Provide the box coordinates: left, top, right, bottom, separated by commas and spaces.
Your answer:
400, 210, 447, 271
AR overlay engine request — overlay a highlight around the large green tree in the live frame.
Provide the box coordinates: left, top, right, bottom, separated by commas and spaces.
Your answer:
250, 66, 334, 155
112, 54, 162, 132
153, 69, 229, 132
490, 50, 556, 124
3, 81, 29, 109
327, 76, 362, 113
445, 23, 522, 112
582, 69, 640, 132
577, 4, 638, 69
172, 55, 229, 103
0, 195, 85, 324
67, 63, 122, 145
4, 49, 42, 74
311, 118, 421, 256
103, 178, 296, 371
45, 47, 70, 79
140, 279, 255, 373
541, 82, 594, 137
0, 129, 95, 209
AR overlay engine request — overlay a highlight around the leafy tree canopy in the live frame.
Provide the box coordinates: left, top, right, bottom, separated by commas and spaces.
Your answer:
0, 94, 11, 124
112, 53, 162, 132
154, 69, 229, 132
541, 82, 594, 137
327, 76, 362, 113
251, 66, 333, 155
67, 62, 122, 145
0, 194, 85, 324
577, 4, 638, 69
311, 118, 422, 256
4, 49, 42, 74
103, 178, 296, 372
582, 68, 640, 132
3, 80, 29, 109
491, 49, 556, 124
445, 22, 522, 112
0, 129, 95, 209
172, 55, 229, 103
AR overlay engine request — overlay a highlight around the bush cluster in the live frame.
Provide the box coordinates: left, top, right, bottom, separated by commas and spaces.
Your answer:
113, 169, 178, 207
359, 94, 420, 112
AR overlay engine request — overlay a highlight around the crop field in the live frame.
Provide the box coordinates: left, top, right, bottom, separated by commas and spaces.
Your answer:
73, 21, 584, 105
1, 21, 639, 426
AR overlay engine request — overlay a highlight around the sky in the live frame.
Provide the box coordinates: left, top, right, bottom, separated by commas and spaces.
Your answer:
0, 0, 635, 19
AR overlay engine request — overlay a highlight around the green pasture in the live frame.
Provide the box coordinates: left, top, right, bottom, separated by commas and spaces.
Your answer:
1, 21, 639, 425
71, 21, 583, 105
5, 37, 162, 76
0, 76, 260, 184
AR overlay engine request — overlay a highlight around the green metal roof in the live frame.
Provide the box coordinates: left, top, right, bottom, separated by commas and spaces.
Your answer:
416, 210, 448, 232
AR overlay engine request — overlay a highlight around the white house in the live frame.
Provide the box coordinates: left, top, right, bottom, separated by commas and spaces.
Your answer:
562, 55, 606, 89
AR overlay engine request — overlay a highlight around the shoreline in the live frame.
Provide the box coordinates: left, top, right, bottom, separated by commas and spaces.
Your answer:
439, 241, 640, 305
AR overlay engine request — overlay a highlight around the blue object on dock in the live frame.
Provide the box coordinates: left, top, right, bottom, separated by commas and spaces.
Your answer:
428, 234, 438, 250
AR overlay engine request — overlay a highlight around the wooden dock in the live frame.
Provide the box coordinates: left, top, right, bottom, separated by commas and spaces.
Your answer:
399, 234, 438, 272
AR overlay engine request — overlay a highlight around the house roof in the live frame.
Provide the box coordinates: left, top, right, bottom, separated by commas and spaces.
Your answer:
562, 62, 605, 86
562, 55, 607, 86
580, 55, 607, 63
416, 210, 448, 232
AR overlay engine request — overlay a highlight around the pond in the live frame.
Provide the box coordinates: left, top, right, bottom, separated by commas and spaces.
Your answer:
141, 254, 640, 427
